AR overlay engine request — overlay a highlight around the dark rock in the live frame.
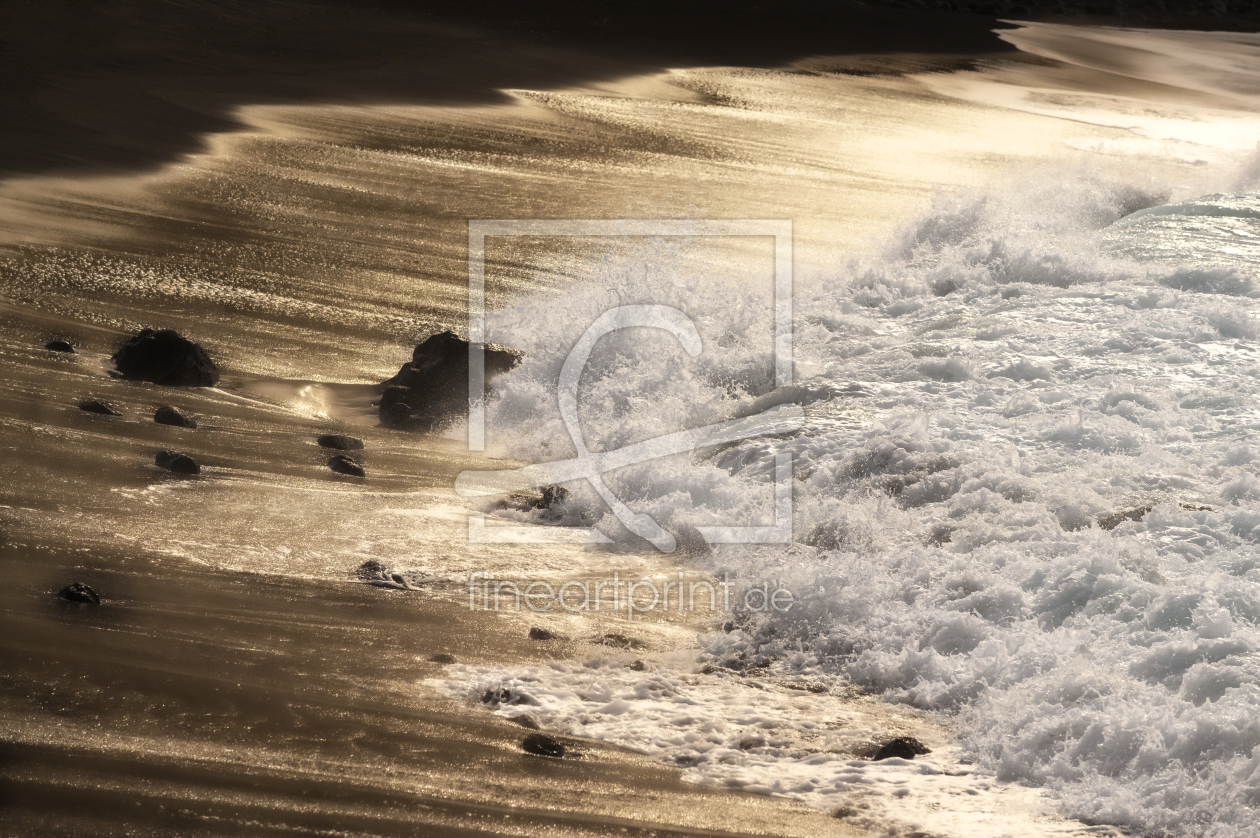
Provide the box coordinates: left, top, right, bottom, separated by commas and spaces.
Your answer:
57, 582, 100, 604
523, 485, 569, 522
317, 434, 364, 450
482, 687, 522, 706
44, 339, 75, 353
155, 450, 200, 475
872, 736, 931, 761
328, 454, 366, 477
428, 653, 457, 664
629, 660, 647, 672
377, 331, 522, 432
491, 486, 571, 521
528, 626, 561, 641
112, 329, 219, 387
154, 405, 197, 428
598, 632, 648, 650
78, 399, 121, 416
1097, 505, 1153, 531
521, 733, 565, 758
371, 574, 413, 590
529, 484, 569, 510
353, 561, 414, 589
354, 560, 390, 579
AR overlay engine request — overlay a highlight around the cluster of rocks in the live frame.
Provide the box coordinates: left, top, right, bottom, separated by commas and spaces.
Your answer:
317, 433, 368, 478
79, 400, 197, 427
58, 328, 532, 613
68, 330, 210, 475
65, 330, 382, 479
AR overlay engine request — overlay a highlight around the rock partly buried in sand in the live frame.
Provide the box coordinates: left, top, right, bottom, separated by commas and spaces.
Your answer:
597, 632, 648, 650
521, 733, 565, 758
872, 736, 931, 761
79, 399, 121, 416
482, 687, 523, 706
528, 626, 563, 641
154, 405, 197, 428
112, 329, 219, 387
493, 485, 570, 521
328, 454, 366, 477
428, 653, 457, 664
353, 560, 413, 589
156, 450, 200, 475
377, 331, 522, 432
1098, 503, 1213, 531
354, 560, 389, 579
58, 582, 100, 604
44, 339, 75, 353
317, 434, 363, 451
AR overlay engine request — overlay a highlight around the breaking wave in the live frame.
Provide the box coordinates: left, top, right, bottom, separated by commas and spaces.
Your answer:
473, 156, 1260, 837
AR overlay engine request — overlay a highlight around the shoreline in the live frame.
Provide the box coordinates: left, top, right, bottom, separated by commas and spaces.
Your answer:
1, 543, 864, 838
4, 3, 1259, 836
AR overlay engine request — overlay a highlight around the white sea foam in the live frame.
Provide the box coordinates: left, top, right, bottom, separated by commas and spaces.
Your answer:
430, 657, 1121, 837
442, 152, 1260, 837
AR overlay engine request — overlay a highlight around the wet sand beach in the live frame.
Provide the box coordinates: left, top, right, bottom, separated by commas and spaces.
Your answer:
3, 1, 1260, 836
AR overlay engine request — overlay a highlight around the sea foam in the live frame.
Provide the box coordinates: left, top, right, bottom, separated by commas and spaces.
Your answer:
455, 157, 1260, 837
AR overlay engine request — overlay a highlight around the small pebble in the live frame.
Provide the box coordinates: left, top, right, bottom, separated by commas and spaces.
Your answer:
78, 400, 121, 416
154, 405, 197, 428
872, 736, 931, 761
317, 434, 364, 450
58, 582, 100, 604
328, 454, 366, 477
521, 733, 565, 758
156, 450, 200, 475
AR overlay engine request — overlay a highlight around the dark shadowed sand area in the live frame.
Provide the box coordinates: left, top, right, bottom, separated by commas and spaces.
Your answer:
2, 1, 1258, 836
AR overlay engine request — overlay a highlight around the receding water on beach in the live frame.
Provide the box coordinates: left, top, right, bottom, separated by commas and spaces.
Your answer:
3, 15, 1260, 838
